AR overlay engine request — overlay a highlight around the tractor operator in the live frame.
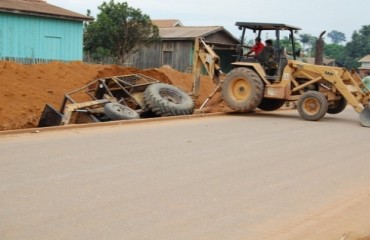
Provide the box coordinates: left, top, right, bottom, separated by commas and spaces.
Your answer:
257, 39, 278, 75
244, 37, 264, 58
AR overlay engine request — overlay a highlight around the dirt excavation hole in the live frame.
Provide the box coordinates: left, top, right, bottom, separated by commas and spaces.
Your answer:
0, 61, 231, 131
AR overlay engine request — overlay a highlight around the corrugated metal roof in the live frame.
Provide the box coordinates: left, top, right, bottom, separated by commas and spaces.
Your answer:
359, 55, 370, 62
0, 0, 93, 21
159, 26, 225, 39
152, 19, 183, 28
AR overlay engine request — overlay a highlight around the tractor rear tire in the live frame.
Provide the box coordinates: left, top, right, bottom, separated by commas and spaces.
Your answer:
144, 83, 194, 116
327, 96, 347, 114
104, 103, 140, 120
258, 98, 285, 111
297, 91, 328, 121
221, 68, 264, 112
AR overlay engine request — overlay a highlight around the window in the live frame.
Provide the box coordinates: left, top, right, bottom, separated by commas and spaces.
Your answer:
162, 50, 173, 66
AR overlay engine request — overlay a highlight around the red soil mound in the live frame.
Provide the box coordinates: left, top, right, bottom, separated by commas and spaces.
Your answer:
0, 61, 230, 131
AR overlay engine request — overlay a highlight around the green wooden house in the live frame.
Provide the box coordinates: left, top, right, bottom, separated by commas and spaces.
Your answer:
0, 0, 93, 63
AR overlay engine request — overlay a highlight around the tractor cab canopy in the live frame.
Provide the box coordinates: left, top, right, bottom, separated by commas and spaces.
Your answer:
235, 22, 301, 32
235, 22, 301, 60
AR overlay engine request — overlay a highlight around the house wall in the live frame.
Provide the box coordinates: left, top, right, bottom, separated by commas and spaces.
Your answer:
361, 62, 370, 68
359, 69, 370, 78
161, 40, 194, 72
126, 31, 238, 72
128, 42, 162, 69
0, 12, 83, 62
358, 61, 370, 77
205, 32, 238, 46
129, 40, 194, 72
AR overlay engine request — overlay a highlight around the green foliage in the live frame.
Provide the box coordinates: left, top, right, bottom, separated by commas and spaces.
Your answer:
340, 25, 370, 69
327, 30, 346, 44
278, 36, 302, 55
346, 25, 370, 67
84, 0, 160, 64
324, 43, 345, 60
296, 26, 370, 69
91, 47, 113, 62
298, 33, 317, 57
299, 33, 311, 45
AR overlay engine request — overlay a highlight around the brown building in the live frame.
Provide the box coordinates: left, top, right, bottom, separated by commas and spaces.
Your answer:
126, 19, 239, 73
358, 55, 370, 77
151, 19, 183, 28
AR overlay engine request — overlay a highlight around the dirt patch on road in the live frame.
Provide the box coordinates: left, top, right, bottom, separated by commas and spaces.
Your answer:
0, 61, 231, 131
261, 188, 370, 240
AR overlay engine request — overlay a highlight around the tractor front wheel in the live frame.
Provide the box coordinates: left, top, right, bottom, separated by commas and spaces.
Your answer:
297, 91, 328, 121
221, 68, 264, 112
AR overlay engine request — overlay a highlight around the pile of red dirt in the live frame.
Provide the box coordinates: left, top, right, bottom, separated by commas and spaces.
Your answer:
0, 61, 230, 131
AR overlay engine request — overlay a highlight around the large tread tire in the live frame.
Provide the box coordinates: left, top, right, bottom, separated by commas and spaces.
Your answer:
297, 91, 328, 121
258, 98, 285, 111
221, 68, 264, 112
327, 96, 347, 114
144, 83, 194, 116
104, 103, 140, 120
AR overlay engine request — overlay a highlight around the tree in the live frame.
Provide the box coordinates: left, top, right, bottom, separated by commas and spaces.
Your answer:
342, 25, 370, 69
309, 36, 318, 57
84, 0, 160, 64
324, 43, 345, 60
299, 33, 321, 57
299, 33, 312, 56
279, 36, 302, 54
327, 30, 346, 44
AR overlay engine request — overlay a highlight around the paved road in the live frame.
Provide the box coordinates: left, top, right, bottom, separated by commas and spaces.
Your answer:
1, 108, 370, 240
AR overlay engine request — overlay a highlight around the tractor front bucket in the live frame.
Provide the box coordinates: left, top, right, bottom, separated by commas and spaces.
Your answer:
38, 104, 63, 127
359, 106, 370, 127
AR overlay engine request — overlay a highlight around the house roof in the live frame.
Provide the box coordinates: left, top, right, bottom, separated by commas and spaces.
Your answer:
159, 26, 236, 40
359, 55, 370, 63
152, 19, 183, 28
0, 0, 93, 21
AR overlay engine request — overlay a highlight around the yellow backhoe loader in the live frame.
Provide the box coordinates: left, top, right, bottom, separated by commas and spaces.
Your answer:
193, 22, 370, 127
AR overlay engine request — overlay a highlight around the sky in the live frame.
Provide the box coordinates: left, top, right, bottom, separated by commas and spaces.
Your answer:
47, 0, 369, 42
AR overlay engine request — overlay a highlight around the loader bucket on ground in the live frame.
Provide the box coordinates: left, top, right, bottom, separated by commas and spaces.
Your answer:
359, 106, 370, 127
38, 104, 63, 127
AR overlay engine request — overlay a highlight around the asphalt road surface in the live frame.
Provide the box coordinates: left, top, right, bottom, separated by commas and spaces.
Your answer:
1, 108, 370, 240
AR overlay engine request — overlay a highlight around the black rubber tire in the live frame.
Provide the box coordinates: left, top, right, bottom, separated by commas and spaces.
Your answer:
258, 98, 285, 111
297, 91, 328, 121
221, 68, 264, 112
144, 83, 194, 116
327, 96, 347, 114
104, 103, 140, 120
